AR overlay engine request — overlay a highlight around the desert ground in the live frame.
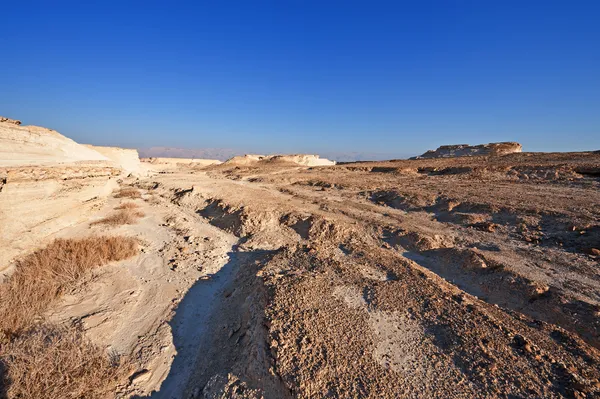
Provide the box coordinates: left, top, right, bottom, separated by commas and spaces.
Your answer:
1, 118, 600, 398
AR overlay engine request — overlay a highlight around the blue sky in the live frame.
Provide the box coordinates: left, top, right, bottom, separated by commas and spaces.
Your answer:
1, 1, 599, 156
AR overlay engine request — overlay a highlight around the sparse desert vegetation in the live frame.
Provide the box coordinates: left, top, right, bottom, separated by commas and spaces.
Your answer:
92, 209, 145, 226
115, 201, 140, 210
114, 188, 142, 199
0, 237, 138, 335
1, 326, 131, 399
0, 237, 138, 398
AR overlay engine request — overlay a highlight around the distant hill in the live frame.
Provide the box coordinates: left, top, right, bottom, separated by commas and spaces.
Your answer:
319, 151, 413, 162
138, 147, 243, 161
138, 147, 412, 162
411, 142, 522, 159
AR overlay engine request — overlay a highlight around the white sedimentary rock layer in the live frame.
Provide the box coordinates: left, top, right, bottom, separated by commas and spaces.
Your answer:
140, 157, 222, 172
0, 120, 109, 166
0, 166, 120, 272
0, 119, 123, 272
223, 154, 336, 166
84, 145, 146, 176
141, 157, 222, 166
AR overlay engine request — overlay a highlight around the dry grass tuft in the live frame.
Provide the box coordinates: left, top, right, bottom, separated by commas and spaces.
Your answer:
92, 209, 145, 227
0, 237, 138, 397
115, 202, 139, 210
113, 188, 141, 199
1, 325, 132, 399
0, 237, 138, 336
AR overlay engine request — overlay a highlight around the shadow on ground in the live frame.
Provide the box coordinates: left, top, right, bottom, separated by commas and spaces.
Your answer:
0, 361, 8, 399
141, 244, 275, 399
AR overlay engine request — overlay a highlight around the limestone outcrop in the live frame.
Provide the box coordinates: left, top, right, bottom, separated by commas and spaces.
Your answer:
0, 116, 21, 125
223, 154, 336, 166
0, 118, 121, 272
140, 157, 222, 172
142, 157, 221, 166
412, 142, 522, 159
0, 166, 119, 272
0, 119, 109, 166
84, 145, 146, 176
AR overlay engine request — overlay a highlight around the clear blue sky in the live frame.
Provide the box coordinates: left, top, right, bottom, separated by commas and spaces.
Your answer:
1, 1, 599, 156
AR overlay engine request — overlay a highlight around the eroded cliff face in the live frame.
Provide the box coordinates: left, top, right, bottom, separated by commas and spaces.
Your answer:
0, 119, 109, 166
413, 142, 522, 159
84, 145, 147, 176
0, 119, 122, 273
0, 165, 120, 273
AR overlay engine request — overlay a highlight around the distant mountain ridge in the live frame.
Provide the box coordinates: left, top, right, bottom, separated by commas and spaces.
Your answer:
138, 147, 242, 161
138, 147, 412, 162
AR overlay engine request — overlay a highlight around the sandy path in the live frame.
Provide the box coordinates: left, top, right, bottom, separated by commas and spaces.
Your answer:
150, 245, 242, 398
43, 178, 240, 397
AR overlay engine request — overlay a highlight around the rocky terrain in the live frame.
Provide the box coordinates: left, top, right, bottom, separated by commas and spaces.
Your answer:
1, 119, 600, 399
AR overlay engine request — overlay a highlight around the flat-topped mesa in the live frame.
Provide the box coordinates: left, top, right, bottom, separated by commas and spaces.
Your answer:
412, 142, 522, 159
223, 154, 336, 166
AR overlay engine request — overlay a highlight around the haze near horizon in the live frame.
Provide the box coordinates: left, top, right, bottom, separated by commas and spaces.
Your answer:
1, 1, 599, 157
